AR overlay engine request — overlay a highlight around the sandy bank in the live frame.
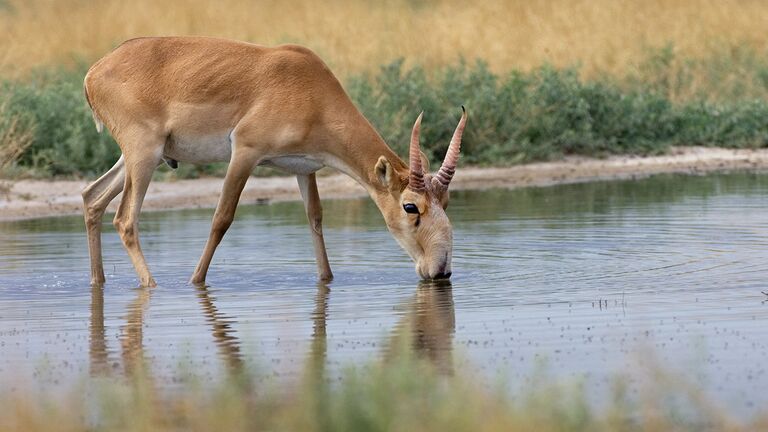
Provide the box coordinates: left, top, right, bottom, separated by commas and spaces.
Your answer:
1, 146, 767, 222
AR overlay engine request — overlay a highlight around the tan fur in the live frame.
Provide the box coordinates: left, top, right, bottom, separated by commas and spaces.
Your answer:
81, 36, 461, 286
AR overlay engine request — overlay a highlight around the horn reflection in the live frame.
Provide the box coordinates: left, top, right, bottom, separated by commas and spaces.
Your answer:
389, 280, 456, 373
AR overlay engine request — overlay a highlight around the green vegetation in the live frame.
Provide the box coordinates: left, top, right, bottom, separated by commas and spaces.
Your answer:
354, 47, 768, 166
1, 47, 768, 178
2, 352, 763, 432
0, 67, 119, 177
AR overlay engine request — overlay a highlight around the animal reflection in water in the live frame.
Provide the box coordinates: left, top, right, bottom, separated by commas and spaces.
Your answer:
386, 281, 455, 374
195, 285, 244, 372
89, 282, 455, 380
89, 284, 155, 377
88, 284, 243, 378
89, 285, 109, 375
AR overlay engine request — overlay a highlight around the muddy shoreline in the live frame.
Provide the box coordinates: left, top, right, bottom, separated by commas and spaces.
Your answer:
2, 146, 767, 222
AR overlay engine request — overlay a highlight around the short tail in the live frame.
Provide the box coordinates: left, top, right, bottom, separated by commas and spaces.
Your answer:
83, 77, 104, 134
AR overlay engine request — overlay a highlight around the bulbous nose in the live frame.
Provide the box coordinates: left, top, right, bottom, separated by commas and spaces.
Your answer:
416, 260, 452, 280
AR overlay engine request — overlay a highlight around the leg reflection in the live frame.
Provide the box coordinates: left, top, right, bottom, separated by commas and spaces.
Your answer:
89, 284, 109, 375
307, 282, 330, 379
195, 285, 243, 373
120, 285, 152, 378
90, 284, 156, 378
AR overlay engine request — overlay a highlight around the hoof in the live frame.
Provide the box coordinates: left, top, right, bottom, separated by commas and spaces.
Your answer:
141, 278, 157, 288
189, 275, 206, 286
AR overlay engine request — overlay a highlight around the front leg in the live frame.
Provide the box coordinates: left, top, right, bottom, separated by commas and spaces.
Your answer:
191, 149, 257, 285
297, 173, 333, 281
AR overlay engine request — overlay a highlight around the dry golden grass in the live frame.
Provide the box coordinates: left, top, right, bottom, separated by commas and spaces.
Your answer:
1, 0, 768, 79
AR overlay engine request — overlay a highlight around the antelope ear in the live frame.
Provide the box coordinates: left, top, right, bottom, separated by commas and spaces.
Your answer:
419, 151, 430, 173
375, 156, 391, 186
375, 156, 402, 192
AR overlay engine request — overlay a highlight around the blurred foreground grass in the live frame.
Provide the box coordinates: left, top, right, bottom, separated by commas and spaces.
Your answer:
2, 351, 766, 432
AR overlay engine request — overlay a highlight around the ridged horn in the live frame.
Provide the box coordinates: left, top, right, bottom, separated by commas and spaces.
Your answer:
433, 106, 467, 190
408, 112, 426, 192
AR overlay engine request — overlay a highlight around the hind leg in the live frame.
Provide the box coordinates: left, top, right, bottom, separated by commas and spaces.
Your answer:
82, 155, 126, 286
297, 173, 333, 281
113, 135, 164, 287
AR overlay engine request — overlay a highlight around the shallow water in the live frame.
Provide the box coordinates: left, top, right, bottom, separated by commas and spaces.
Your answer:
1, 172, 767, 416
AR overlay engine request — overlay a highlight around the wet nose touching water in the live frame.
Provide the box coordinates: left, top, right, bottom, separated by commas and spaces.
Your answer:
0, 172, 767, 418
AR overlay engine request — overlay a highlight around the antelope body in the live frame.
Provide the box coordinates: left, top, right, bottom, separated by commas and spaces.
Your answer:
82, 37, 466, 287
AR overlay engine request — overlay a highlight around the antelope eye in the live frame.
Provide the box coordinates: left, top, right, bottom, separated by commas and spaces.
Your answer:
403, 203, 419, 214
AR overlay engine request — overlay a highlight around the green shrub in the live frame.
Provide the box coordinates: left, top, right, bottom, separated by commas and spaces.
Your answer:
0, 67, 120, 177
349, 58, 768, 168
2, 48, 768, 179
675, 101, 768, 147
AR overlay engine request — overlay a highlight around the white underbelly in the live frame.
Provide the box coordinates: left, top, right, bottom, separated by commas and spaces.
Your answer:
260, 155, 325, 175
164, 132, 233, 164
165, 129, 325, 175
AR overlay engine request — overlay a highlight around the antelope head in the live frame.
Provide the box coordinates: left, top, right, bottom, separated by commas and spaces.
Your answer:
374, 108, 467, 280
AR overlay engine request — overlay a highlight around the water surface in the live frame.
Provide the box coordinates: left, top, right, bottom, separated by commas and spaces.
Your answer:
1, 172, 767, 416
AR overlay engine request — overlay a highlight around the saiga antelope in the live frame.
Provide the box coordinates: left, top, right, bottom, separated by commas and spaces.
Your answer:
81, 37, 467, 287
